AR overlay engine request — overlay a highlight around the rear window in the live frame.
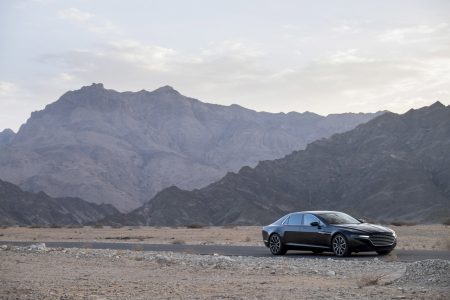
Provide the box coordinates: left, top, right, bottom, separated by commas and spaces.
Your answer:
285, 213, 303, 225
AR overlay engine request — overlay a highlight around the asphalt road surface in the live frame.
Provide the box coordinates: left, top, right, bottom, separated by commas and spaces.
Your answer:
3, 241, 450, 262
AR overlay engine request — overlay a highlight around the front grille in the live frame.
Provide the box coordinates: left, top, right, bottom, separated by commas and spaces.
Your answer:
369, 233, 395, 246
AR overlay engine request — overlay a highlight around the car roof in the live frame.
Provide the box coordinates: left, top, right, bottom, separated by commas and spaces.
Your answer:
288, 211, 341, 215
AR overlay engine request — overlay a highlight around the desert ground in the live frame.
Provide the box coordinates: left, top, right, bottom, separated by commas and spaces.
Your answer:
1, 225, 449, 299
0, 224, 449, 250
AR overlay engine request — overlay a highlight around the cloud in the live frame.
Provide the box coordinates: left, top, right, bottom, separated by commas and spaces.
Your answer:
327, 49, 375, 64
0, 81, 19, 96
378, 23, 449, 43
332, 21, 361, 34
57, 7, 120, 35
33, 27, 450, 118
105, 40, 177, 71
58, 8, 93, 22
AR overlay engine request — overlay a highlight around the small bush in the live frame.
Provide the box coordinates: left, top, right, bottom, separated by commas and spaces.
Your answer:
390, 220, 417, 226
384, 253, 399, 262
132, 245, 144, 251
91, 224, 103, 229
0, 225, 9, 229
111, 224, 124, 229
222, 225, 236, 229
65, 224, 83, 229
357, 274, 386, 288
442, 218, 450, 226
243, 236, 251, 242
172, 239, 185, 245
29, 224, 43, 228
186, 223, 205, 229
49, 224, 63, 228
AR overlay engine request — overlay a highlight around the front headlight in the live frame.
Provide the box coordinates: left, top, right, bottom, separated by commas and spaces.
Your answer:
357, 235, 370, 239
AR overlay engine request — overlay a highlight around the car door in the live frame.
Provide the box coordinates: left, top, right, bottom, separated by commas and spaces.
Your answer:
301, 214, 329, 246
282, 213, 304, 244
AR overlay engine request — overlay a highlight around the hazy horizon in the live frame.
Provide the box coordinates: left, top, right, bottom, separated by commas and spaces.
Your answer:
2, 0, 450, 131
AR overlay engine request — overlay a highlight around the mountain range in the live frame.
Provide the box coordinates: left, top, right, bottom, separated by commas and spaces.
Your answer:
0, 83, 380, 211
102, 102, 450, 225
0, 179, 118, 226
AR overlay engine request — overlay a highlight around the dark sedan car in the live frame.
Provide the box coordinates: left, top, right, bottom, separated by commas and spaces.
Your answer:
262, 211, 396, 257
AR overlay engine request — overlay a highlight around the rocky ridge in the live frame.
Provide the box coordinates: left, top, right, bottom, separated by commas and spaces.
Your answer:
0, 83, 381, 211
106, 101, 450, 225
0, 179, 119, 225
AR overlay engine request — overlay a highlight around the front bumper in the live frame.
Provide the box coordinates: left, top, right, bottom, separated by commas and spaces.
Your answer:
348, 234, 397, 252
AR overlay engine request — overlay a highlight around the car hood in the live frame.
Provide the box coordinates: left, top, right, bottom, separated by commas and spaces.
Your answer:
334, 223, 393, 234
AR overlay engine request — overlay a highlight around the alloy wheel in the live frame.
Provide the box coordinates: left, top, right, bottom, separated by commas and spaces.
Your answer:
269, 234, 281, 254
333, 234, 348, 257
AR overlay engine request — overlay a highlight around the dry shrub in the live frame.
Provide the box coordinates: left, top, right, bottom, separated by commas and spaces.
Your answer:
390, 220, 417, 226
132, 245, 144, 251
49, 224, 63, 228
29, 224, 43, 228
222, 224, 236, 229
91, 224, 103, 229
65, 224, 83, 229
172, 239, 186, 245
357, 274, 386, 288
442, 218, 450, 226
384, 252, 399, 262
435, 238, 450, 250
243, 236, 251, 242
0, 225, 9, 229
186, 223, 205, 229
111, 224, 124, 229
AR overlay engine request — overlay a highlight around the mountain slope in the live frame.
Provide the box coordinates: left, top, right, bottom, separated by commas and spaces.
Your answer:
0, 129, 15, 147
107, 102, 450, 225
0, 179, 118, 225
0, 83, 380, 211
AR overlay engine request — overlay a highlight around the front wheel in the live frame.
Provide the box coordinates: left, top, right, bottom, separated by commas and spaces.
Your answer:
332, 234, 350, 257
269, 234, 287, 255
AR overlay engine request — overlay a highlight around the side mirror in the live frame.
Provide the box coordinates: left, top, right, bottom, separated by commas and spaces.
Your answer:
310, 221, 320, 227
358, 219, 366, 223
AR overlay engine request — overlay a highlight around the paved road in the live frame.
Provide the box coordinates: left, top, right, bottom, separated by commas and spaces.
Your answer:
2, 241, 450, 262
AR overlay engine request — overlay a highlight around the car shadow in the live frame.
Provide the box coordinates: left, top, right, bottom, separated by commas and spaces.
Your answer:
284, 250, 381, 259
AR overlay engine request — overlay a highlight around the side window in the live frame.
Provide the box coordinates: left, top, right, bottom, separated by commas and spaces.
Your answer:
303, 214, 321, 226
286, 213, 303, 225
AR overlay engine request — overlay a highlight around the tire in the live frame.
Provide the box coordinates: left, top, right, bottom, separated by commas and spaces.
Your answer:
332, 234, 350, 257
269, 234, 287, 255
312, 250, 324, 254
376, 250, 392, 255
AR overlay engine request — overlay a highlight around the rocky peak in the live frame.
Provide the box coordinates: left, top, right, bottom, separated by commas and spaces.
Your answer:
0, 128, 16, 147
151, 85, 180, 95
81, 83, 105, 91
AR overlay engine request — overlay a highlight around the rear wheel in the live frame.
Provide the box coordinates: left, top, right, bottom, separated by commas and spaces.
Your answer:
376, 250, 392, 255
269, 234, 287, 255
332, 234, 350, 257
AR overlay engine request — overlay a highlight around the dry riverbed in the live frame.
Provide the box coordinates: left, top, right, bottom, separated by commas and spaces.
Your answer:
1, 225, 449, 250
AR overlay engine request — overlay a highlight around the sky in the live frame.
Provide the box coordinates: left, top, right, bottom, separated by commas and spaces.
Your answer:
1, 0, 450, 132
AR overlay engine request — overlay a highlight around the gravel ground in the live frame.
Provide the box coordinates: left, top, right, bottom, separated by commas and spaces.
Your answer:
1, 244, 449, 299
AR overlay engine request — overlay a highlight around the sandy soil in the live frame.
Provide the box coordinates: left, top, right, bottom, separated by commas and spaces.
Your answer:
1, 246, 449, 299
1, 225, 449, 250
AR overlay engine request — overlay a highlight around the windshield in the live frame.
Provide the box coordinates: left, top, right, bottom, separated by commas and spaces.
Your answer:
318, 212, 361, 225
